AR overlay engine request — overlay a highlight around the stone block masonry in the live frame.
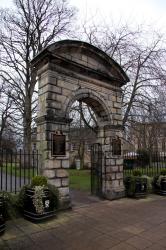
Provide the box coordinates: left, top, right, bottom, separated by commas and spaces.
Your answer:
34, 40, 129, 208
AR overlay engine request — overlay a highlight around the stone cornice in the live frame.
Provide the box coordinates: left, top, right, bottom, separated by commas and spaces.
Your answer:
49, 55, 124, 87
36, 115, 72, 125
31, 40, 129, 85
104, 124, 124, 131
35, 53, 124, 88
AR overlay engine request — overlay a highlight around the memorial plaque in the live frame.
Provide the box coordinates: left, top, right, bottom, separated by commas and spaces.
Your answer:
112, 137, 121, 156
51, 132, 66, 156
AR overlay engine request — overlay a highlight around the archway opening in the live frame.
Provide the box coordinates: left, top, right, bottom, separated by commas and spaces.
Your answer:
67, 96, 108, 206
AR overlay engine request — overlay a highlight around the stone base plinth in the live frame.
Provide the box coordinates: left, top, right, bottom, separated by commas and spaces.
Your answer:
58, 196, 72, 210
103, 188, 125, 200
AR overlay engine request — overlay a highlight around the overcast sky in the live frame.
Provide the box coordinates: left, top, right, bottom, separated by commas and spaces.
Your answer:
0, 0, 166, 31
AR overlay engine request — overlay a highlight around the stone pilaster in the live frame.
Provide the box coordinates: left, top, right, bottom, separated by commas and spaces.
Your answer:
100, 125, 125, 200
36, 116, 71, 209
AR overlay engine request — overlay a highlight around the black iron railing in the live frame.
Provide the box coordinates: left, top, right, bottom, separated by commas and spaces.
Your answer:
91, 143, 102, 197
0, 149, 39, 193
123, 151, 166, 177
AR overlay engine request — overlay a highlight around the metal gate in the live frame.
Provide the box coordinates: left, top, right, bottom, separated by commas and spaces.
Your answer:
91, 143, 103, 197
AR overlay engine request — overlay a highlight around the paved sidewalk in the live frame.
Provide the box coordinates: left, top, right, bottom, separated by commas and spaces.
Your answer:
1, 194, 166, 250
70, 189, 101, 207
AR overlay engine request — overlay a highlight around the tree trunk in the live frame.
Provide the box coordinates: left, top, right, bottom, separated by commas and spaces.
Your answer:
0, 134, 2, 167
23, 95, 32, 152
23, 95, 32, 168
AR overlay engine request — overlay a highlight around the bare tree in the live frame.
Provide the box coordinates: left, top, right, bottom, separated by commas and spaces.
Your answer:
70, 101, 97, 131
69, 101, 97, 168
0, 83, 14, 148
0, 0, 76, 151
75, 22, 166, 128
126, 84, 166, 155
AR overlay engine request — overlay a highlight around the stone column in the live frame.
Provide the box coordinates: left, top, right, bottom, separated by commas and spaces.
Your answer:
98, 125, 125, 200
36, 116, 71, 209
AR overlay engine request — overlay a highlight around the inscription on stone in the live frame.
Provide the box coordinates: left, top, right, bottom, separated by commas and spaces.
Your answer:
112, 137, 121, 156
52, 131, 66, 156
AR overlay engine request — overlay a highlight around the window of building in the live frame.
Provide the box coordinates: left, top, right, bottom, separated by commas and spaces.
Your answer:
70, 143, 79, 151
87, 144, 91, 151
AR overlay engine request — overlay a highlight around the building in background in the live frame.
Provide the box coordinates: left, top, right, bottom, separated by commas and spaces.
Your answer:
69, 127, 96, 168
127, 122, 166, 153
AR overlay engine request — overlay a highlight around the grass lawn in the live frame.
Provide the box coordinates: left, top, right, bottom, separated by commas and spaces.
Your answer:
1, 164, 38, 179
68, 169, 91, 192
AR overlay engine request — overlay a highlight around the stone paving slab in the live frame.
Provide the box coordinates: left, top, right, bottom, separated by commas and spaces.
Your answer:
1, 194, 166, 250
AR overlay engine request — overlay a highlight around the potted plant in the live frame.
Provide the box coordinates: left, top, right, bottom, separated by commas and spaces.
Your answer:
0, 195, 5, 234
19, 175, 59, 222
152, 169, 166, 195
124, 170, 150, 198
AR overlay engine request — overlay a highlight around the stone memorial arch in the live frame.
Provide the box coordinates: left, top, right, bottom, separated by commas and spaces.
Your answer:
32, 40, 129, 208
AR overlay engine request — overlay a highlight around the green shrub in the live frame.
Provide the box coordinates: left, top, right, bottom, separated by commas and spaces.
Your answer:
152, 169, 166, 189
33, 186, 45, 214
17, 184, 30, 212
142, 175, 152, 191
160, 169, 166, 176
0, 192, 20, 220
124, 176, 139, 196
0, 176, 59, 219
152, 175, 159, 186
31, 176, 47, 187
124, 173, 151, 197
32, 184, 59, 214
18, 180, 59, 213
47, 184, 59, 210
133, 170, 142, 176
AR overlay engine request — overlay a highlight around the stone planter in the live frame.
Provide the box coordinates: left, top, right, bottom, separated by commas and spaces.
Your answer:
125, 177, 147, 198
134, 178, 147, 198
24, 188, 56, 222
160, 177, 166, 195
153, 176, 166, 196
0, 197, 5, 234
